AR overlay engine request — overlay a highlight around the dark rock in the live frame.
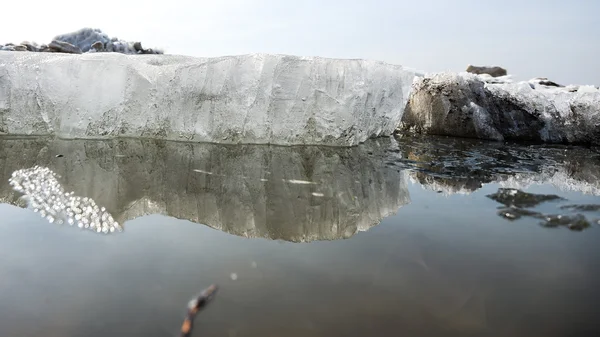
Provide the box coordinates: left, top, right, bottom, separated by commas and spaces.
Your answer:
133, 41, 143, 52
131, 41, 157, 55
400, 74, 545, 142
21, 42, 41, 52
48, 40, 82, 54
52, 28, 163, 54
53, 28, 111, 53
2, 28, 164, 55
531, 77, 563, 87
90, 41, 104, 52
466, 65, 508, 77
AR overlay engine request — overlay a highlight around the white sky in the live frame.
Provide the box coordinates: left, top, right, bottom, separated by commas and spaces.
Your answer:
2, 0, 598, 85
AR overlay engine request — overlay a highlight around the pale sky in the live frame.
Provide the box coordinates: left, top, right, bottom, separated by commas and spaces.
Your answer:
2, 0, 598, 85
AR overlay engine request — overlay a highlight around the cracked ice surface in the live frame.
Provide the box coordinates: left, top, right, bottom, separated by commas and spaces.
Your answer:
0, 52, 417, 146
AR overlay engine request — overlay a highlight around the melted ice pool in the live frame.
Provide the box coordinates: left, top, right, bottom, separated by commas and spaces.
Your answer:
1, 135, 599, 337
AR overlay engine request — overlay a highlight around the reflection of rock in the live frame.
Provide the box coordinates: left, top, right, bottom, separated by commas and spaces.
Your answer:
388, 134, 600, 196
399, 72, 600, 145
496, 206, 542, 220
540, 213, 590, 231
0, 137, 409, 242
486, 189, 595, 232
3, 134, 599, 236
486, 188, 563, 208
560, 204, 600, 212
498, 207, 592, 231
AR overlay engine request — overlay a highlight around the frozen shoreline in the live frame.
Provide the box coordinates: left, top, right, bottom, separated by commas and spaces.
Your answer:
2, 35, 598, 146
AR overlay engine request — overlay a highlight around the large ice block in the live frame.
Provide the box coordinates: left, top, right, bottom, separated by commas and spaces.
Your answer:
0, 52, 417, 146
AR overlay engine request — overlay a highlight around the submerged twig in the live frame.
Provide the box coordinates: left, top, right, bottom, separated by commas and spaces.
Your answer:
180, 284, 219, 337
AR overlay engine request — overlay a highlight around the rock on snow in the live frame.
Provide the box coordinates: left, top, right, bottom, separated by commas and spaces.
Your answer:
400, 72, 600, 145
0, 52, 417, 146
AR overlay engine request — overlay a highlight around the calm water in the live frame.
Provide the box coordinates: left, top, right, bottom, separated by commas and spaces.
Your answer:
1, 135, 599, 337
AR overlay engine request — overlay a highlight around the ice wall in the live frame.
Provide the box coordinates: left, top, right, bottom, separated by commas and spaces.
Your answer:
0, 52, 417, 146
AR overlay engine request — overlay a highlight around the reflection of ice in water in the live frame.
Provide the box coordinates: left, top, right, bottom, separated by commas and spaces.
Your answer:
8, 166, 122, 234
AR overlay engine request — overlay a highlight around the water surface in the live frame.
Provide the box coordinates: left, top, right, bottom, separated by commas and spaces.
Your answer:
1, 135, 599, 337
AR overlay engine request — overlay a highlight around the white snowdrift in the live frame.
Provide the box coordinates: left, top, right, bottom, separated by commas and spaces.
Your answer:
0, 52, 417, 146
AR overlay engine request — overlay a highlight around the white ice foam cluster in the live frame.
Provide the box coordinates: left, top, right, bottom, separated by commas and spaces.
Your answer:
8, 166, 122, 234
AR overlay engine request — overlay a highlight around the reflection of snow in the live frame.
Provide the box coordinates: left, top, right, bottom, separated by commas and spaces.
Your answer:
498, 169, 600, 196
409, 175, 475, 196
410, 169, 600, 197
193, 169, 224, 176
9, 166, 122, 234
283, 179, 318, 185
